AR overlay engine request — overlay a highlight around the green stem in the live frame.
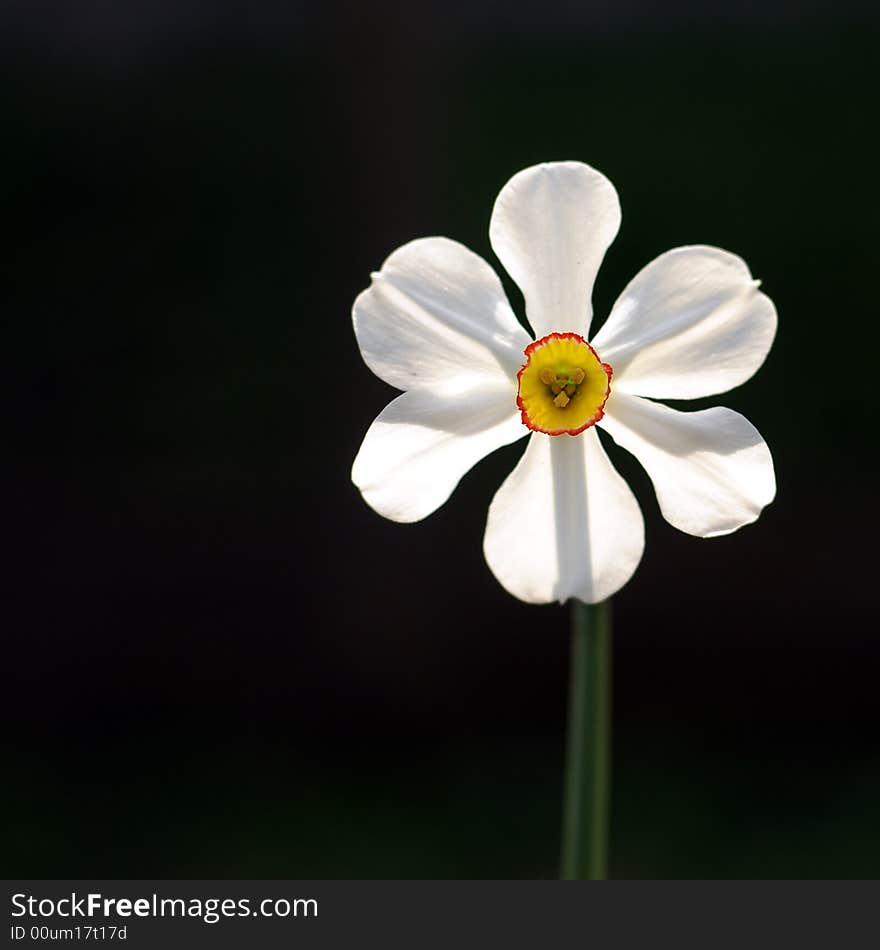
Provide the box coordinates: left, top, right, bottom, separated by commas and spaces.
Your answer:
560, 598, 612, 880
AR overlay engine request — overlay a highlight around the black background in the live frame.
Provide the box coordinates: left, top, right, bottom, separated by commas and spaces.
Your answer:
4, 1, 879, 878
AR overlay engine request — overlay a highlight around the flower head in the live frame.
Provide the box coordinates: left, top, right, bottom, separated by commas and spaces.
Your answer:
351, 162, 777, 604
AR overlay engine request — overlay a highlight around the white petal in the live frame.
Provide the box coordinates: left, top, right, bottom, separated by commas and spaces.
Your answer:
591, 245, 777, 399
599, 391, 776, 537
489, 161, 621, 340
352, 385, 526, 523
353, 237, 531, 395
483, 429, 644, 604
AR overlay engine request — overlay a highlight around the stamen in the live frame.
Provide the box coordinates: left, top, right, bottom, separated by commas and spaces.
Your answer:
553, 391, 570, 408
572, 367, 586, 385
539, 368, 556, 385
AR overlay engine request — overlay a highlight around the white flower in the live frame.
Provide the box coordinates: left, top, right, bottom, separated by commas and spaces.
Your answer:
351, 161, 777, 604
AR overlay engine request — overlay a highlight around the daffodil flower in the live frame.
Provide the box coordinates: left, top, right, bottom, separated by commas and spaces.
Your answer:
352, 161, 776, 604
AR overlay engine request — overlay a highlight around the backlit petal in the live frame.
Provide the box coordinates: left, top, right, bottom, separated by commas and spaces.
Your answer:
352, 385, 526, 523
489, 162, 621, 340
483, 429, 644, 604
599, 391, 776, 537
591, 245, 777, 399
353, 237, 531, 395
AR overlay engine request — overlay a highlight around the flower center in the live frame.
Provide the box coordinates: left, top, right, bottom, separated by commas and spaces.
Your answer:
516, 332, 613, 436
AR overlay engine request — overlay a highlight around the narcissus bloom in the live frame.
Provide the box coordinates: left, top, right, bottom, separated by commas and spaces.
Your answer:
352, 162, 776, 604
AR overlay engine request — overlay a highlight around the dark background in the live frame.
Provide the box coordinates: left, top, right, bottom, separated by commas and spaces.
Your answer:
4, 1, 879, 878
